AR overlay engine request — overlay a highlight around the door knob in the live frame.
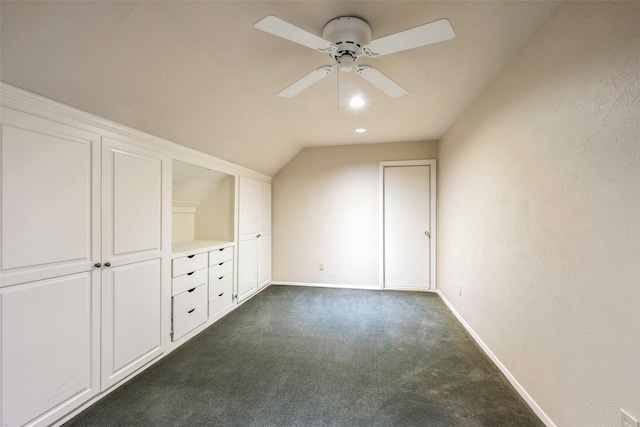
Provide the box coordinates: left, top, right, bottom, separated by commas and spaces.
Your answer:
424, 231, 430, 237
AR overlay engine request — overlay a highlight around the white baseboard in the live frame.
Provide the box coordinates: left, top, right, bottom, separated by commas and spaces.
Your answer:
271, 281, 381, 290
436, 291, 556, 427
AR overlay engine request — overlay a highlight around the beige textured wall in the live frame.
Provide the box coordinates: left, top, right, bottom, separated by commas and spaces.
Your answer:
438, 2, 640, 427
272, 141, 437, 287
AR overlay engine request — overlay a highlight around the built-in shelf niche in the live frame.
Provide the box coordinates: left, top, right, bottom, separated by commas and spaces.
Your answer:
172, 160, 235, 247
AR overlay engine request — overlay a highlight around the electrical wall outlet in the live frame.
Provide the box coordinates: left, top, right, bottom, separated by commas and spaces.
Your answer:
319, 262, 325, 271
622, 409, 639, 427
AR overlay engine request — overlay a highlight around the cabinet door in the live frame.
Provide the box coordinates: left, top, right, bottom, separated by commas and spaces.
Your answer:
258, 234, 271, 289
239, 178, 260, 239
238, 237, 258, 302
257, 184, 271, 288
101, 138, 166, 390
1, 273, 99, 427
0, 107, 100, 287
258, 185, 271, 235
238, 177, 271, 301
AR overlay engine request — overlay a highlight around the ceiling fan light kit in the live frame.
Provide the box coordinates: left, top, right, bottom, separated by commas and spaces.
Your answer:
322, 16, 371, 71
254, 15, 455, 98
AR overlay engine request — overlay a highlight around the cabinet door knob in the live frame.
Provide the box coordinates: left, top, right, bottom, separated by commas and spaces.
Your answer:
94, 263, 102, 268
104, 262, 112, 267
257, 234, 261, 238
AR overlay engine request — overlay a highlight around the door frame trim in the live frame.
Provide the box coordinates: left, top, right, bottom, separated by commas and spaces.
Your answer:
379, 159, 437, 291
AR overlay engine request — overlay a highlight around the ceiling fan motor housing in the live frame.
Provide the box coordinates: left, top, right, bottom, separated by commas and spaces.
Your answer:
322, 17, 372, 70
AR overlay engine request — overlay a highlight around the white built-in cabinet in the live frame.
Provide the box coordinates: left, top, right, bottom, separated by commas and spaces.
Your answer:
0, 108, 102, 427
170, 160, 237, 341
0, 108, 168, 426
169, 243, 235, 341
238, 177, 271, 302
171, 251, 209, 341
100, 138, 166, 391
0, 84, 271, 427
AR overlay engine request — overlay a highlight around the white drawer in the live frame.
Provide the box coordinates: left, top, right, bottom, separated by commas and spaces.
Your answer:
172, 303, 207, 341
209, 290, 233, 317
172, 252, 207, 278
209, 246, 234, 265
209, 259, 233, 278
172, 284, 207, 318
209, 273, 232, 297
172, 268, 207, 296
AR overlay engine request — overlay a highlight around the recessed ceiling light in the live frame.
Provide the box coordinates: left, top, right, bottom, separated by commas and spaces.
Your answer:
355, 128, 366, 133
350, 96, 365, 108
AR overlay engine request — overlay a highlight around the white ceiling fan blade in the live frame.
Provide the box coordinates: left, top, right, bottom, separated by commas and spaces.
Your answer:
277, 65, 336, 98
362, 18, 455, 57
254, 16, 336, 54
356, 66, 408, 98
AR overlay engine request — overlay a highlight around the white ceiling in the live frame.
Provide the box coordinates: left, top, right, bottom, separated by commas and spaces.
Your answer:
0, 1, 559, 176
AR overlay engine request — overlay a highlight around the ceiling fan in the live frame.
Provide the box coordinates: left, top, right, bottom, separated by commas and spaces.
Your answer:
254, 15, 455, 98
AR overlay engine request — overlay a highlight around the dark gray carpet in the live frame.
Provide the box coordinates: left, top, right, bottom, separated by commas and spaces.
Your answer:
65, 286, 544, 427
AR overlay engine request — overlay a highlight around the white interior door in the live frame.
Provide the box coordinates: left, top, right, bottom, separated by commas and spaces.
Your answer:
382, 162, 435, 290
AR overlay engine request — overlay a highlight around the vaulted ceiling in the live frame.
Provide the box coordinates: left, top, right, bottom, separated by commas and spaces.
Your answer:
0, 1, 559, 176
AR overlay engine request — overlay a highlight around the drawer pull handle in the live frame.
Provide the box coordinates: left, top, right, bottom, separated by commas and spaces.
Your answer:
257, 234, 261, 238
187, 271, 194, 276
219, 292, 224, 297
219, 276, 224, 280
219, 262, 224, 266
219, 249, 224, 252
188, 308, 195, 314
188, 287, 196, 293
187, 255, 195, 259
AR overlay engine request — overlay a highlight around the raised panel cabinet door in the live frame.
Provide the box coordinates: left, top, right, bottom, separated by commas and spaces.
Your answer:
239, 177, 260, 239
1, 273, 99, 427
0, 107, 100, 287
101, 138, 166, 391
237, 237, 258, 302
258, 185, 271, 235
101, 259, 162, 390
102, 138, 163, 264
258, 235, 271, 289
